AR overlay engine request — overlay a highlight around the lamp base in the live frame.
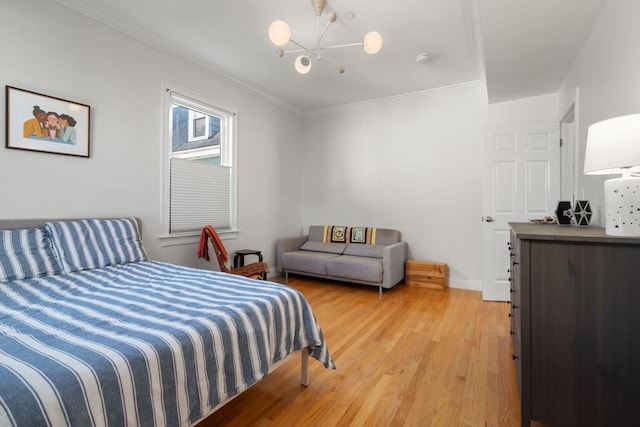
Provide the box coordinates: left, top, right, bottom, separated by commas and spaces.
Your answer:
604, 176, 640, 236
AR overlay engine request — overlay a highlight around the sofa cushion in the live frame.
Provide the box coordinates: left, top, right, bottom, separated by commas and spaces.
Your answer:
281, 251, 340, 276
343, 244, 385, 259
326, 255, 383, 283
300, 241, 347, 254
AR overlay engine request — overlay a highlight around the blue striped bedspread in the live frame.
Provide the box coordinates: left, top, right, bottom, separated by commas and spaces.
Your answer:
0, 261, 335, 426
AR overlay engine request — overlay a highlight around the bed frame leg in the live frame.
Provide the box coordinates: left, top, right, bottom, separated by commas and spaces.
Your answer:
300, 349, 309, 387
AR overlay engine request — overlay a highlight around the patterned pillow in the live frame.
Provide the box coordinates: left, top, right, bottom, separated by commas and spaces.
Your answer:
44, 218, 148, 273
0, 228, 62, 282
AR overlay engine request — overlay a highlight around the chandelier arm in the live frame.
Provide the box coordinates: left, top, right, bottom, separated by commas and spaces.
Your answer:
312, 20, 334, 51
282, 48, 307, 55
289, 39, 319, 58
320, 42, 364, 50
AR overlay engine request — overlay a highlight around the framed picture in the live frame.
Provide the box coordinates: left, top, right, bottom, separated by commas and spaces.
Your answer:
5, 86, 90, 157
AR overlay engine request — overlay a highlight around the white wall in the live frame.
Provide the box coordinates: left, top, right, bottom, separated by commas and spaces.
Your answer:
0, 0, 305, 269
487, 93, 559, 126
303, 83, 487, 289
559, 0, 640, 225
3, 0, 634, 289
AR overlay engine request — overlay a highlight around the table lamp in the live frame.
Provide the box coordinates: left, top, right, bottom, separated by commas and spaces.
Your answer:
584, 114, 640, 236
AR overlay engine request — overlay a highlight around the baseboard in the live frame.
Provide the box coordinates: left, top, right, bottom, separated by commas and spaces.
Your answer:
447, 278, 482, 291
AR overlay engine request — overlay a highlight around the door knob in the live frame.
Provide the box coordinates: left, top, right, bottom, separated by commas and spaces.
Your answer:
482, 216, 494, 222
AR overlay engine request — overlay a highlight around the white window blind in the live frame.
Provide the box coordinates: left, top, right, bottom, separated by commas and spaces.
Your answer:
170, 157, 231, 233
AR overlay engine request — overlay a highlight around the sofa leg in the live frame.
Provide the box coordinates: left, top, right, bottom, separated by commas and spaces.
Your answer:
379, 285, 382, 296
285, 271, 288, 285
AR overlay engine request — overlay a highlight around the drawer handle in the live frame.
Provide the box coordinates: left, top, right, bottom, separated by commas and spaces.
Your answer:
508, 277, 512, 282
512, 304, 519, 310
512, 261, 519, 266
510, 330, 515, 335
510, 288, 516, 293
512, 354, 519, 360
508, 313, 513, 318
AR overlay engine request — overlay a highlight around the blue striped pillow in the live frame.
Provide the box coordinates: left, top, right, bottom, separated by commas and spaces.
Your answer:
44, 218, 148, 273
0, 228, 63, 282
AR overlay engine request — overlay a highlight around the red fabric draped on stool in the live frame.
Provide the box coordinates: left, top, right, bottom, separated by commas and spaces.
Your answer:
198, 225, 269, 280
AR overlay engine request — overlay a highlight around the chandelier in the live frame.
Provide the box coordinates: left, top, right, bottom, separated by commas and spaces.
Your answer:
268, 0, 383, 74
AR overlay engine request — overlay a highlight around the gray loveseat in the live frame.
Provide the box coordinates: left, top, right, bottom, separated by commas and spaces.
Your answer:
276, 225, 408, 293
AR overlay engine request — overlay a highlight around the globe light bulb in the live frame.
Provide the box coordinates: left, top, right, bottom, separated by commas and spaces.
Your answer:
363, 31, 383, 54
268, 20, 291, 47
295, 55, 312, 74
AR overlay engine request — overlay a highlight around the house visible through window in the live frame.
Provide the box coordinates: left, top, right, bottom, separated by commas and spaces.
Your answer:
164, 88, 236, 236
192, 115, 206, 139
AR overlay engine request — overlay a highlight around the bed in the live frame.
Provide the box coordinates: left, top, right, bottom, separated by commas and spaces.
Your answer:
0, 217, 334, 426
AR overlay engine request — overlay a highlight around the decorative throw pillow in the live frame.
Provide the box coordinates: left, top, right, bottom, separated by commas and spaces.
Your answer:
44, 218, 148, 273
0, 227, 62, 282
348, 227, 378, 244
330, 226, 348, 242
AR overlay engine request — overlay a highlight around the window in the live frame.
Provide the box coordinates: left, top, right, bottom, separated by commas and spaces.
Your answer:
163, 86, 237, 238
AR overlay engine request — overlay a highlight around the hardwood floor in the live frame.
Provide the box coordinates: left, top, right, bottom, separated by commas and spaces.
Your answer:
197, 276, 520, 427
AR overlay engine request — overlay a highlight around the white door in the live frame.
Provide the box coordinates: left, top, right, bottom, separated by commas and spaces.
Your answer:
482, 123, 560, 301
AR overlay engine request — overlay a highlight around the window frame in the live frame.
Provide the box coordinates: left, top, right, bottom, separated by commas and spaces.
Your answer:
160, 82, 238, 245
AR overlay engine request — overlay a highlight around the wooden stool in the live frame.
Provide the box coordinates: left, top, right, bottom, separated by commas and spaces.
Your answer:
233, 249, 266, 279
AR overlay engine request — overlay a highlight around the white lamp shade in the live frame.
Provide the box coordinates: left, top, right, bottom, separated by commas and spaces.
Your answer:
584, 114, 640, 175
363, 31, 383, 54
295, 55, 311, 74
268, 20, 291, 47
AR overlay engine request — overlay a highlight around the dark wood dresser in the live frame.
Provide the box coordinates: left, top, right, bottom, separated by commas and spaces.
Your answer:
509, 223, 640, 427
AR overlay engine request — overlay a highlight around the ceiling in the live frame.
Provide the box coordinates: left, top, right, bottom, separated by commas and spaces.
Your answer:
57, 0, 606, 112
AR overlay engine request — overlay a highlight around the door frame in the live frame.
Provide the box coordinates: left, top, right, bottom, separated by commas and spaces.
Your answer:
559, 87, 581, 203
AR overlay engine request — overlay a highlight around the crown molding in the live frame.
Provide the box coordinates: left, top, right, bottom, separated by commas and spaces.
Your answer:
55, 0, 302, 116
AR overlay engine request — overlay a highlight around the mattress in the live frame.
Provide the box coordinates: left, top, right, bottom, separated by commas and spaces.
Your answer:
0, 260, 334, 426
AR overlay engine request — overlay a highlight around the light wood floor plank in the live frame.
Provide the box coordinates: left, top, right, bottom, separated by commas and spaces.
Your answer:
197, 276, 520, 426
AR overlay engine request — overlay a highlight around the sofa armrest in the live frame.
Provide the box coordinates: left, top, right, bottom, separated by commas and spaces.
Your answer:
276, 235, 309, 272
382, 241, 408, 288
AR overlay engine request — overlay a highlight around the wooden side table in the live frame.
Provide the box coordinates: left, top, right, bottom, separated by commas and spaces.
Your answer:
405, 260, 448, 289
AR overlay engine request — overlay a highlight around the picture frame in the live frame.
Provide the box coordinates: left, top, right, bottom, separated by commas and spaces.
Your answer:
5, 86, 90, 158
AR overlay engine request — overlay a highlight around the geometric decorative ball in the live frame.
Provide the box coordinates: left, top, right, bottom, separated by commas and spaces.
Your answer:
574, 200, 592, 227
555, 201, 574, 226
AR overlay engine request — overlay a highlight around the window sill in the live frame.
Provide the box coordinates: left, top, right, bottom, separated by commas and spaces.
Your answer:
158, 229, 239, 247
